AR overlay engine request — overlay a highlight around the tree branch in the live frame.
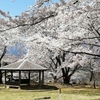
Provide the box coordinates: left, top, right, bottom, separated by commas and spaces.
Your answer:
67, 37, 100, 41
71, 42, 100, 47
0, 12, 57, 32
60, 48, 100, 57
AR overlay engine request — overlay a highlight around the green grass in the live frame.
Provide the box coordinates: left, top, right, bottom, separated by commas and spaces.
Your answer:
0, 84, 100, 100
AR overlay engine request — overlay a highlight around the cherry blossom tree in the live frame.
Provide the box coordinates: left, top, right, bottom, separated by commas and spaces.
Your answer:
17, 0, 100, 84
0, 0, 100, 85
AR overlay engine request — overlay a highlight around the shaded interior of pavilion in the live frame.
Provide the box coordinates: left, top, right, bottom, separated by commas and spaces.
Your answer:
0, 59, 48, 88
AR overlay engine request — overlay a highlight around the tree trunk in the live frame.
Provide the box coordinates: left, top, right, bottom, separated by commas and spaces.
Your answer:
93, 78, 96, 89
90, 71, 96, 89
63, 75, 71, 84
0, 71, 2, 84
0, 46, 7, 84
62, 67, 71, 84
93, 72, 96, 89
54, 76, 57, 83
0, 63, 2, 84
62, 68, 66, 84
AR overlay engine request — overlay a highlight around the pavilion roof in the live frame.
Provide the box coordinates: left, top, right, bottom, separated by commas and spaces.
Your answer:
0, 59, 48, 71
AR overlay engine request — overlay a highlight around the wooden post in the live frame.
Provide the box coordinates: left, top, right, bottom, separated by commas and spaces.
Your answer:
4, 70, 6, 88
28, 71, 30, 86
11, 71, 13, 81
19, 71, 21, 89
42, 71, 44, 86
39, 71, 41, 87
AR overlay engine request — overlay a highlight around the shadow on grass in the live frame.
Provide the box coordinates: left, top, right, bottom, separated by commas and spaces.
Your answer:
20, 85, 58, 91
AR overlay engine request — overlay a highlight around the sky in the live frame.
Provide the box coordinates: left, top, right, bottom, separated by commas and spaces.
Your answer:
0, 0, 60, 17
0, 0, 69, 17
0, 0, 35, 17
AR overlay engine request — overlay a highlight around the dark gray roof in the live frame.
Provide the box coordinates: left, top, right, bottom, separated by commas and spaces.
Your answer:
0, 59, 48, 71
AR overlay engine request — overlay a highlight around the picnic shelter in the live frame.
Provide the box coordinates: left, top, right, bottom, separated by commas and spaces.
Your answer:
0, 59, 48, 88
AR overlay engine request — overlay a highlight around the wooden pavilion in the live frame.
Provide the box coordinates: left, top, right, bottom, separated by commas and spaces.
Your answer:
0, 59, 48, 88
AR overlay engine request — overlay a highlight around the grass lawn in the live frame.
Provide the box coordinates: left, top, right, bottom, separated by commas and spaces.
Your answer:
0, 84, 100, 100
